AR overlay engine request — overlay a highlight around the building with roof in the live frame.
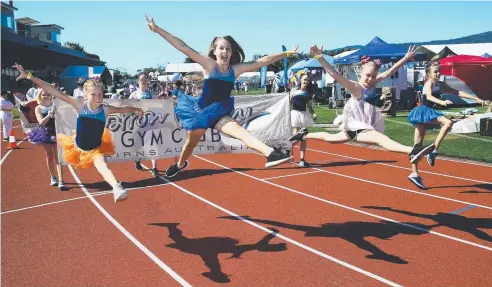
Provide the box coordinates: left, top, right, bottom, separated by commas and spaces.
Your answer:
1, 1, 106, 91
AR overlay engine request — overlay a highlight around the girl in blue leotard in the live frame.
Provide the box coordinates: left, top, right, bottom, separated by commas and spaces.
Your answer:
145, 15, 294, 177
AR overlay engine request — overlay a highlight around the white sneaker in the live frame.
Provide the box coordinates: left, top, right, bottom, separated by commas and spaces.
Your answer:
112, 182, 128, 202
50, 176, 58, 186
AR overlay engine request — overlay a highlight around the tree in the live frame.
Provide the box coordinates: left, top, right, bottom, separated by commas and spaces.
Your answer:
64, 42, 85, 53
184, 57, 195, 63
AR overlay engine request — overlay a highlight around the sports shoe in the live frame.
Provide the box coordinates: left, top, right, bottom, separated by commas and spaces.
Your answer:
50, 176, 58, 186
298, 159, 310, 167
289, 128, 308, 142
58, 181, 67, 191
409, 144, 435, 164
265, 150, 292, 168
427, 152, 438, 167
135, 161, 143, 171
165, 161, 189, 177
408, 174, 426, 190
112, 182, 129, 202
150, 168, 159, 178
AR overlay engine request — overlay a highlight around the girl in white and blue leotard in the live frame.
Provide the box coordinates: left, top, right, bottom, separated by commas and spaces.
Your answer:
290, 73, 317, 167
145, 15, 295, 177
290, 45, 436, 179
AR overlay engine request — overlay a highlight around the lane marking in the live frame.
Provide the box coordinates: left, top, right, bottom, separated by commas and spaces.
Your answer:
68, 166, 191, 286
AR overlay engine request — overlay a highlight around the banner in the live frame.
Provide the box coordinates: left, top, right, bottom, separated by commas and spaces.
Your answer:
54, 94, 292, 164
260, 66, 267, 88
282, 45, 288, 87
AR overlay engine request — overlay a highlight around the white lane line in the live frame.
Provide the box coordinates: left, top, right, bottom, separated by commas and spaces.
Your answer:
68, 166, 190, 287
0, 137, 28, 166
306, 147, 492, 184
194, 155, 492, 252
1, 182, 171, 215
140, 164, 402, 287
262, 170, 322, 180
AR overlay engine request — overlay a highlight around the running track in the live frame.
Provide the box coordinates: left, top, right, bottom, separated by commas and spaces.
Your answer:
2, 120, 491, 286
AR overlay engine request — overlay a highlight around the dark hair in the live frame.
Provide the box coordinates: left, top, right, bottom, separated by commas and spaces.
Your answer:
175, 80, 183, 88
138, 73, 150, 80
208, 36, 245, 65
77, 77, 86, 86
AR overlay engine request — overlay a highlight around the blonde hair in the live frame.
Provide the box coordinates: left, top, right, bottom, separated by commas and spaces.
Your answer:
82, 78, 104, 95
35, 89, 52, 105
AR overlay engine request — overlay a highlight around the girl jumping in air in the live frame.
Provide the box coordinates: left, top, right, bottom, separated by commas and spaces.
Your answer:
13, 63, 144, 202
407, 61, 486, 189
290, 45, 435, 168
145, 15, 293, 177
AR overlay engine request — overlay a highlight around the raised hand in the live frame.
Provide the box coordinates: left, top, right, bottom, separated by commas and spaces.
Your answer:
12, 63, 28, 81
289, 44, 300, 55
404, 45, 421, 61
145, 15, 158, 32
309, 45, 324, 57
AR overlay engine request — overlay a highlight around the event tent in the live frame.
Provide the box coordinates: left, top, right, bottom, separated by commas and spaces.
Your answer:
439, 55, 492, 101
431, 46, 457, 61
288, 55, 335, 72
334, 36, 428, 65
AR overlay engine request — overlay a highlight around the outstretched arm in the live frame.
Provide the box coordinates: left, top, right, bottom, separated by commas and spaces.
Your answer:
12, 63, 81, 110
145, 15, 215, 73
310, 45, 359, 95
375, 45, 421, 83
441, 81, 486, 106
233, 45, 299, 76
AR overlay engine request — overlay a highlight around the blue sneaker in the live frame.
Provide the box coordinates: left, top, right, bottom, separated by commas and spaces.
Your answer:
427, 152, 438, 167
408, 175, 426, 190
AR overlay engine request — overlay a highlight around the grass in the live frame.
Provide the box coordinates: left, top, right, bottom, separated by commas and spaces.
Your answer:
311, 105, 492, 163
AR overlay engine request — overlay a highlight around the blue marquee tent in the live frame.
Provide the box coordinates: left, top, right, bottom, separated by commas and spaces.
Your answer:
334, 36, 427, 65
288, 55, 335, 73
60, 66, 112, 93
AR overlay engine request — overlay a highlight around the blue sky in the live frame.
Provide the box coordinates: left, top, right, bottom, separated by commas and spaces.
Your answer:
10, 1, 492, 74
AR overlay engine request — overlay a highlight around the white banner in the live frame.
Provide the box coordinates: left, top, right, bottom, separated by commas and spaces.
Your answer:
54, 93, 291, 164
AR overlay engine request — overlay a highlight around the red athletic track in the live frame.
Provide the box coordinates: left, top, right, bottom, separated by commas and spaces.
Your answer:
2, 125, 491, 286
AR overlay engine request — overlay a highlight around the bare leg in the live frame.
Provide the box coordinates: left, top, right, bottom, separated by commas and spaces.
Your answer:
93, 155, 118, 187
305, 131, 351, 144
52, 144, 64, 181
151, 159, 157, 169
411, 124, 427, 174
42, 144, 56, 177
434, 116, 453, 149
300, 138, 307, 159
178, 129, 206, 167
356, 130, 412, 154
219, 119, 273, 156
291, 127, 297, 161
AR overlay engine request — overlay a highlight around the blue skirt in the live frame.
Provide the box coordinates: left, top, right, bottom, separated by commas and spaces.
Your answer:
407, 105, 443, 125
175, 95, 235, 130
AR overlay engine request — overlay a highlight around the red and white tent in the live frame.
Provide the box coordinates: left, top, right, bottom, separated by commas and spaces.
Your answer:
439, 55, 492, 101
